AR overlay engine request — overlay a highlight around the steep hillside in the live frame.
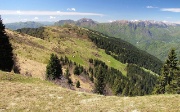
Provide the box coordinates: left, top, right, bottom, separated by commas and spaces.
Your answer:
16, 25, 162, 74
0, 71, 179, 112
80, 20, 180, 61
7, 26, 127, 94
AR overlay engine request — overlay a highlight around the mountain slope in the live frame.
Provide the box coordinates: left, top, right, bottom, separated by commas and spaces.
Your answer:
16, 25, 162, 74
0, 71, 179, 112
6, 26, 127, 93
9, 25, 162, 96
9, 26, 127, 74
80, 20, 180, 61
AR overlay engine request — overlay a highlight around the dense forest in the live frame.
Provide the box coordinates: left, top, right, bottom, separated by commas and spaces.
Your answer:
88, 59, 158, 96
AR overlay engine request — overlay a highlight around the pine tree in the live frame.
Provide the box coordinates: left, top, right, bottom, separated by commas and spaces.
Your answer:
94, 66, 105, 95
74, 65, 80, 75
154, 49, 179, 94
67, 77, 73, 85
76, 80, 80, 88
90, 74, 94, 82
159, 64, 169, 94
166, 49, 178, 85
0, 16, 14, 71
65, 68, 70, 79
46, 53, 62, 80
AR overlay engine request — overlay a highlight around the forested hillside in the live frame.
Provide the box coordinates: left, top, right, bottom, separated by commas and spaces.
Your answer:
5, 21, 54, 30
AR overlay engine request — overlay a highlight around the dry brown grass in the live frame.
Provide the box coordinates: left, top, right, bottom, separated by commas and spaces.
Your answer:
0, 71, 179, 112
17, 57, 46, 80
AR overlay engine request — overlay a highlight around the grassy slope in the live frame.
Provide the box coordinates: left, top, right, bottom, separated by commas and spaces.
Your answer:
0, 71, 179, 112
5, 27, 127, 93
7, 26, 127, 79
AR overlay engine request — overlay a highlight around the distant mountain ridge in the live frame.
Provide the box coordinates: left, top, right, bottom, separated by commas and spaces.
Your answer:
75, 19, 180, 61
54, 18, 97, 27
5, 21, 54, 30
111, 20, 180, 27
6, 18, 180, 61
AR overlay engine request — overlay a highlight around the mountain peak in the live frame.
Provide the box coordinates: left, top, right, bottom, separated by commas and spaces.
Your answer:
111, 20, 179, 27
77, 18, 96, 22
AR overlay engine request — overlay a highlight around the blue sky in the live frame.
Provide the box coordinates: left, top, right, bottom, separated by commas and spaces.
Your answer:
0, 0, 180, 23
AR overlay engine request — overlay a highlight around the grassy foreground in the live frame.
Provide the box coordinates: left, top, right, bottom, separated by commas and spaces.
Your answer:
0, 71, 179, 112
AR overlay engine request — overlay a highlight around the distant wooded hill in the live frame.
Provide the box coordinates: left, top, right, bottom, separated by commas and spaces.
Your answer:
5, 21, 54, 30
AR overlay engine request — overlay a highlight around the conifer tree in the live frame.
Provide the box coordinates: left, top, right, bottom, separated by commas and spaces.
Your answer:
166, 49, 178, 84
0, 16, 14, 71
76, 80, 80, 88
154, 49, 180, 94
67, 77, 73, 85
46, 53, 62, 80
94, 66, 105, 95
65, 68, 70, 79
74, 65, 80, 75
90, 74, 94, 82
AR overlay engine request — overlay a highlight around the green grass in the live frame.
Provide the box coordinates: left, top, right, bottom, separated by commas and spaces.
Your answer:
98, 49, 127, 75
0, 71, 54, 86
0, 71, 179, 112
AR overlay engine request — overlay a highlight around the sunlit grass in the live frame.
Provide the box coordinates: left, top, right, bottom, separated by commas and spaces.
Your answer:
0, 71, 179, 112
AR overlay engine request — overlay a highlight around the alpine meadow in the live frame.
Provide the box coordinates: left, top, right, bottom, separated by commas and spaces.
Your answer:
0, 0, 180, 111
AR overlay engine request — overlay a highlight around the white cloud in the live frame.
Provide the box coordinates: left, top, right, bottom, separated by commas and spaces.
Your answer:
0, 10, 103, 16
146, 6, 158, 9
108, 20, 115, 23
162, 20, 168, 23
16, 10, 23, 15
50, 16, 56, 19
161, 8, 180, 12
56, 11, 61, 13
34, 17, 39, 20
67, 8, 76, 11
